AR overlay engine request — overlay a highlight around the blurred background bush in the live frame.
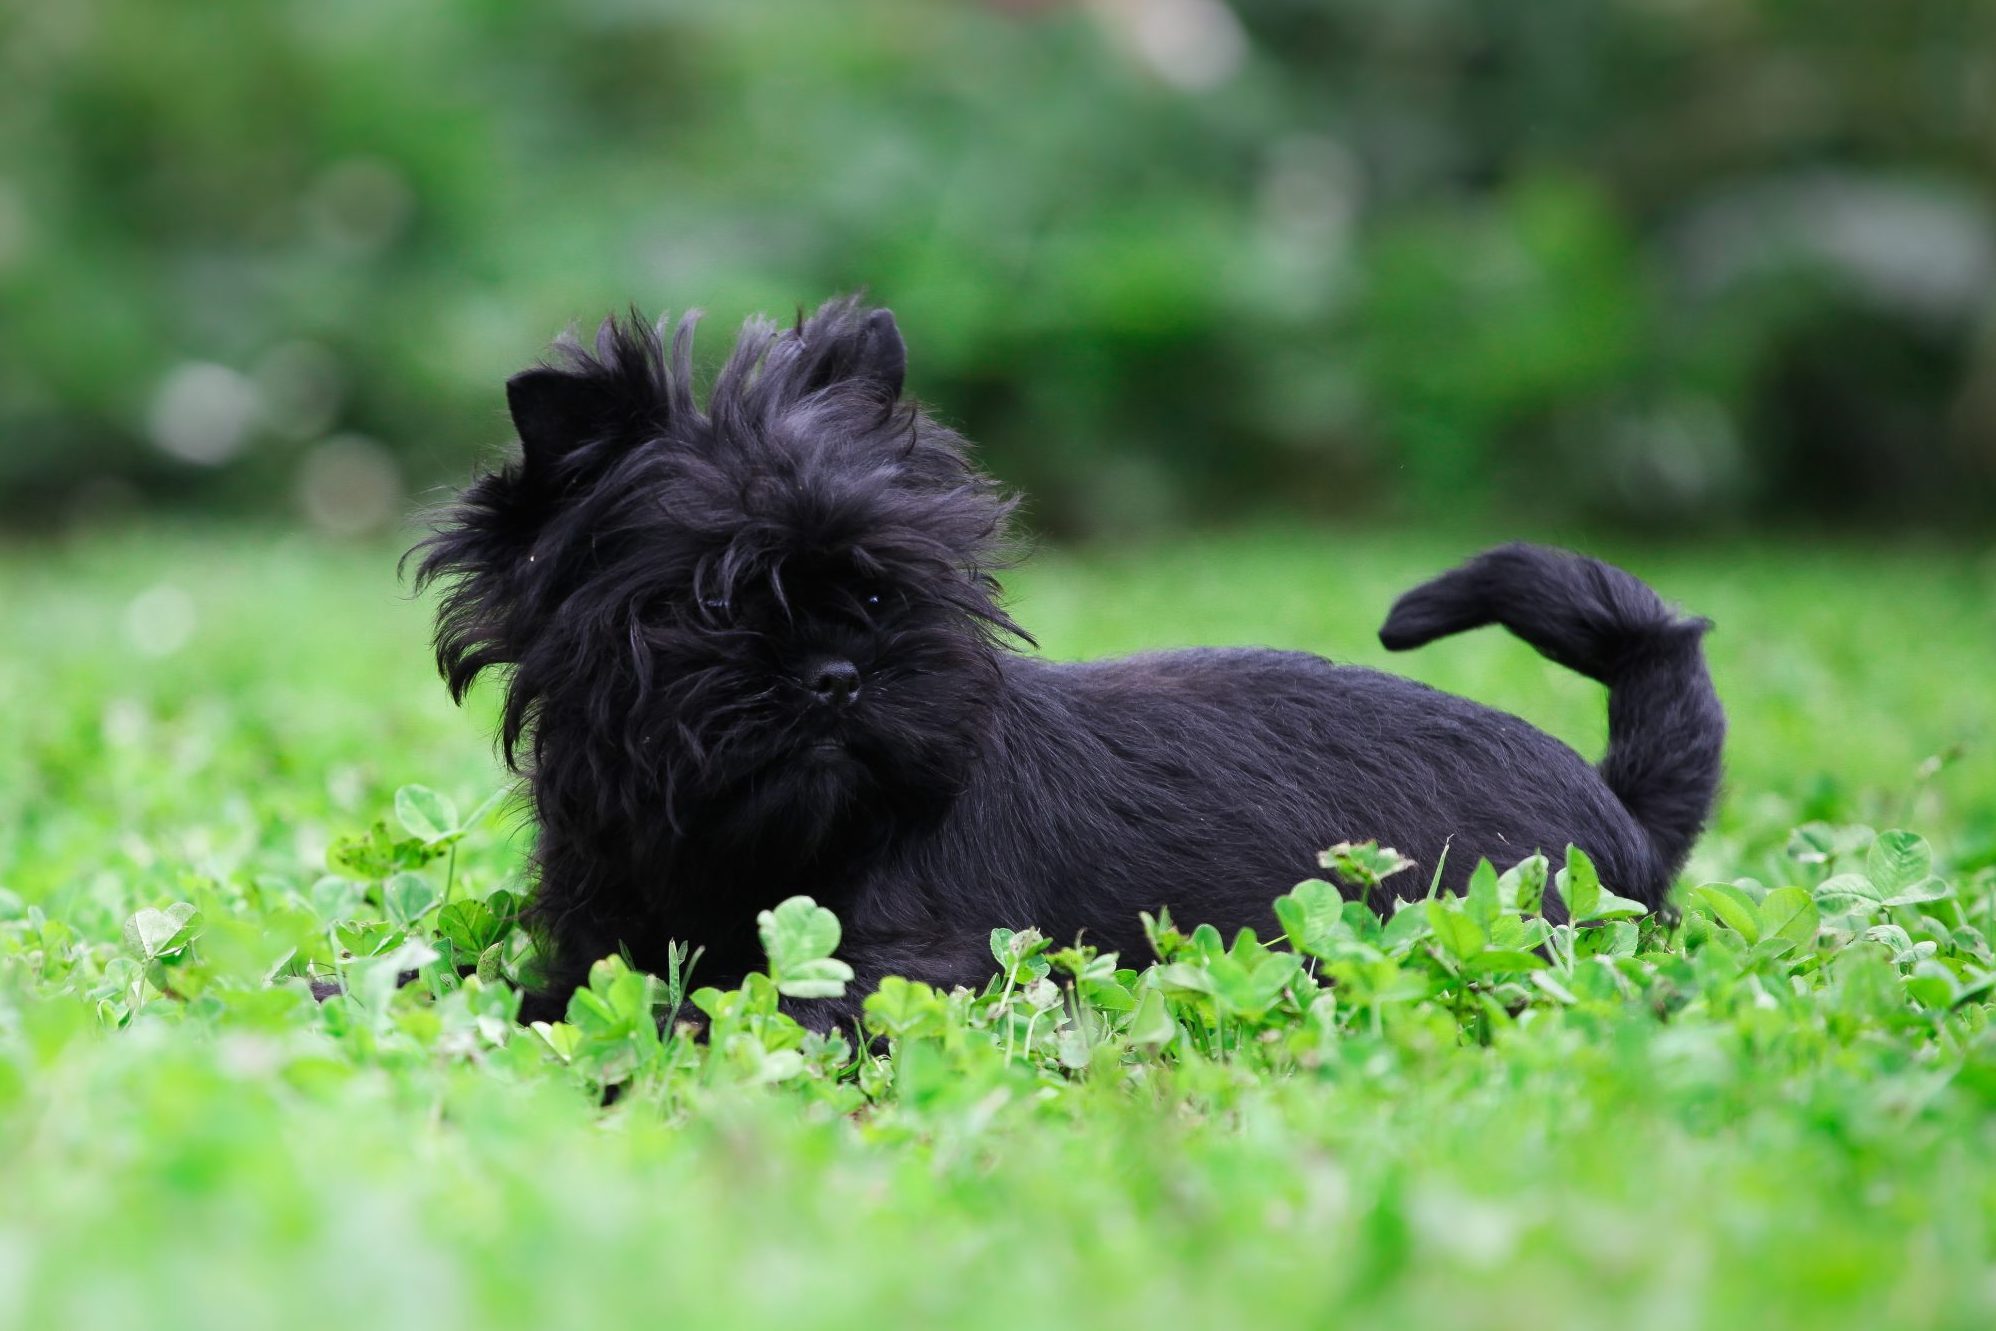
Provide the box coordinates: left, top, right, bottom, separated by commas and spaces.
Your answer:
2, 0, 1991, 537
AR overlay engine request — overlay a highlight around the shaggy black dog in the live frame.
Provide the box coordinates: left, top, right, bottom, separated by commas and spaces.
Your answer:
414, 298, 1725, 1027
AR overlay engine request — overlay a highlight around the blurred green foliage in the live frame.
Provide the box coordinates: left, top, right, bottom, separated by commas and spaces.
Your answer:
3, 0, 1992, 532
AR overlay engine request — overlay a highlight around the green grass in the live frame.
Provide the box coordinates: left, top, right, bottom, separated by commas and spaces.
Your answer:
2, 524, 1994, 1331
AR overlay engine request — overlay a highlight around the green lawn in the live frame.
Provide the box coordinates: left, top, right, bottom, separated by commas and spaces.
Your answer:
2, 524, 1993, 1331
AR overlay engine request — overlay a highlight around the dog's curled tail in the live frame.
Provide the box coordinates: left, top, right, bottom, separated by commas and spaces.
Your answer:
1378, 543, 1725, 879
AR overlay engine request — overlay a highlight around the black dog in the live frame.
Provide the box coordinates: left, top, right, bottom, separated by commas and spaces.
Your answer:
414, 298, 1724, 1027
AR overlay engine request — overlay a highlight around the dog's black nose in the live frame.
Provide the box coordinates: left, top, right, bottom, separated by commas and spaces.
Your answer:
804, 657, 862, 707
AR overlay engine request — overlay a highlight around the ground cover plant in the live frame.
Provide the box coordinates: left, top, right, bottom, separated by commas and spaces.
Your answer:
2, 524, 1994, 1331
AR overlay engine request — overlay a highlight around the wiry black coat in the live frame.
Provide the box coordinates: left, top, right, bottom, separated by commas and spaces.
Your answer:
414, 298, 1726, 1027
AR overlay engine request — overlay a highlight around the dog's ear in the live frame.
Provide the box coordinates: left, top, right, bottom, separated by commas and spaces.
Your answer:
849, 308, 907, 399
506, 315, 672, 477
506, 367, 605, 474
805, 307, 907, 402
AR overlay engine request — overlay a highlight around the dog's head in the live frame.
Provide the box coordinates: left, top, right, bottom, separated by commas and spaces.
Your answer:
413, 297, 1023, 858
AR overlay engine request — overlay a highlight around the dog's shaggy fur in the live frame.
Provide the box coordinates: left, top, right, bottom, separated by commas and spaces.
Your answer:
414, 298, 1725, 1027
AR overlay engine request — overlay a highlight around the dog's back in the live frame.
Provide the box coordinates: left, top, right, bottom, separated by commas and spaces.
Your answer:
882, 647, 1663, 945
864, 545, 1722, 955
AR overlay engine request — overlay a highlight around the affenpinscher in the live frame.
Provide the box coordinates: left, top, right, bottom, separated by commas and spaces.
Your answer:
414, 297, 1724, 1027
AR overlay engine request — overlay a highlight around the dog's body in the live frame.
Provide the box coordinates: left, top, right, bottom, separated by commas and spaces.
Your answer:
416, 299, 1724, 1028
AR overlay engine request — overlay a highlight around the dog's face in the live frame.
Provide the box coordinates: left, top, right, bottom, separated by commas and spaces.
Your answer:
415, 299, 1022, 860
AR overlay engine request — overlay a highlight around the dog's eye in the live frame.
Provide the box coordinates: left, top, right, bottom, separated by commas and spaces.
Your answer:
701, 596, 731, 615
863, 592, 882, 609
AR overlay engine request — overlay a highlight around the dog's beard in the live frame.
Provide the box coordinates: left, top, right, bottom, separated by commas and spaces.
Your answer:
703, 741, 883, 860
636, 624, 999, 864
